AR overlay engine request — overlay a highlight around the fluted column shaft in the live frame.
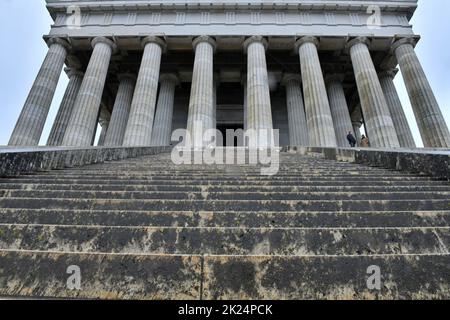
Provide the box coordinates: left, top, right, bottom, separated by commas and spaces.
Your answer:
151, 74, 178, 146
186, 36, 216, 148
295, 37, 337, 147
62, 37, 115, 146
123, 37, 165, 146
348, 38, 400, 148
47, 68, 83, 146
378, 70, 416, 148
244, 36, 274, 147
9, 38, 70, 146
97, 121, 109, 146
352, 121, 362, 145
282, 74, 309, 146
104, 75, 136, 146
393, 39, 450, 148
325, 75, 354, 147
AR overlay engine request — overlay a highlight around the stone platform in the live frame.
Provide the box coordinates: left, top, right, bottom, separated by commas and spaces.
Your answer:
0, 147, 449, 299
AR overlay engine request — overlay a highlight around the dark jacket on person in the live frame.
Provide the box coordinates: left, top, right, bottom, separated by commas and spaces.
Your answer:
347, 133, 357, 146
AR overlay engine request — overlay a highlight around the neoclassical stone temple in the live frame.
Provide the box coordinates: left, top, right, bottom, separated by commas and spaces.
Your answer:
8, 0, 450, 148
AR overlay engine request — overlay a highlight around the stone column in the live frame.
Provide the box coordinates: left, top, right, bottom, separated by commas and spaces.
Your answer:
378, 69, 416, 148
186, 36, 217, 148
295, 37, 337, 147
325, 74, 354, 147
9, 38, 70, 146
151, 74, 179, 146
392, 38, 450, 148
97, 120, 109, 146
347, 37, 400, 148
351, 105, 364, 146
282, 74, 309, 146
243, 36, 274, 147
104, 74, 136, 146
62, 37, 116, 146
123, 37, 166, 146
352, 121, 362, 144
47, 67, 84, 146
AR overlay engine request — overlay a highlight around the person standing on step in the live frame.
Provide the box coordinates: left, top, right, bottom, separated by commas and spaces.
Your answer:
361, 135, 370, 148
347, 131, 357, 148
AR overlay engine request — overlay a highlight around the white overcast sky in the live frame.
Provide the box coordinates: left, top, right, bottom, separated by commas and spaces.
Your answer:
0, 0, 449, 147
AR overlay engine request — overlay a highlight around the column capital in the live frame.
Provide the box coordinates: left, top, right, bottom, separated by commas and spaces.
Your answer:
378, 68, 398, 79
141, 36, 167, 52
91, 37, 117, 53
324, 73, 345, 85
193, 36, 217, 53
243, 36, 268, 54
294, 36, 319, 52
160, 73, 180, 85
281, 73, 302, 86
391, 37, 417, 54
345, 37, 371, 52
47, 37, 72, 51
65, 67, 84, 78
118, 73, 137, 83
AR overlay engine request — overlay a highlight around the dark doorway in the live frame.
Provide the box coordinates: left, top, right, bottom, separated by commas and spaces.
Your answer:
216, 124, 244, 147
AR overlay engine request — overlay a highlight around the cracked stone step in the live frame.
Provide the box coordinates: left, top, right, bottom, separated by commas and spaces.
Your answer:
1, 209, 449, 228
0, 251, 448, 299
1, 190, 449, 201
0, 224, 448, 255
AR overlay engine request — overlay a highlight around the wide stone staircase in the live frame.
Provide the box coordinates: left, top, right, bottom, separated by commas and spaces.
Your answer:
0, 150, 449, 299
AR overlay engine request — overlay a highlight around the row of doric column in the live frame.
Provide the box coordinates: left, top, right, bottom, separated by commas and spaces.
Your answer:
8, 35, 450, 149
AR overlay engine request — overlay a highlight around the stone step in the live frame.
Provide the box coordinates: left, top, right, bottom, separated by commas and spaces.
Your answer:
1, 209, 449, 228
0, 197, 448, 212
38, 167, 415, 177
1, 183, 448, 193
0, 178, 445, 187
5, 176, 442, 185
0, 224, 448, 255
22, 173, 435, 181
1, 190, 449, 201
0, 250, 201, 300
0, 250, 448, 299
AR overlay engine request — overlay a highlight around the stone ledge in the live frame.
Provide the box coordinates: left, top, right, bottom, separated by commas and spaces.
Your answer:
283, 146, 450, 181
0, 146, 172, 178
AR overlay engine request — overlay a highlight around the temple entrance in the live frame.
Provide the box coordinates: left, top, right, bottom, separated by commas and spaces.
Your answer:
216, 124, 244, 147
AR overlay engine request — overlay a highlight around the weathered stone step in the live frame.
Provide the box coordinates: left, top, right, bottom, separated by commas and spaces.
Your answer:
2, 190, 449, 201
70, 166, 391, 173
0, 250, 201, 300
34, 172, 418, 179
1, 183, 448, 193
1, 209, 449, 228
0, 197, 448, 212
0, 224, 448, 255
50, 165, 404, 172
0, 251, 448, 299
24, 172, 433, 180
5, 176, 441, 184
1, 178, 444, 187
